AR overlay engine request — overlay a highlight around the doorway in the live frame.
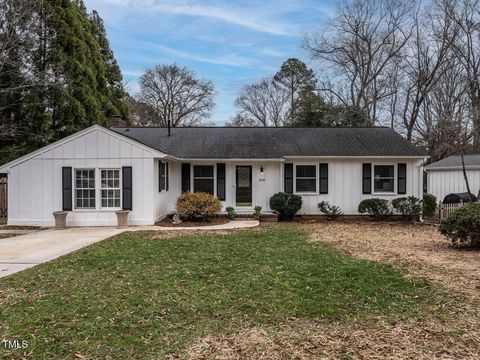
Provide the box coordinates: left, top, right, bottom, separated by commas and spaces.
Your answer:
235, 166, 252, 206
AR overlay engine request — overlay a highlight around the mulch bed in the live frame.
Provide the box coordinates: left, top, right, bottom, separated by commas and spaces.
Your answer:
155, 217, 230, 227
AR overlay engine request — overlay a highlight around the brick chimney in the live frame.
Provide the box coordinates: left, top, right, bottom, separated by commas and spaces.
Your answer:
108, 115, 127, 128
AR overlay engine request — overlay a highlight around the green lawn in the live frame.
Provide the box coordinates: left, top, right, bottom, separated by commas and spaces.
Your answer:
0, 225, 438, 359
0, 234, 16, 239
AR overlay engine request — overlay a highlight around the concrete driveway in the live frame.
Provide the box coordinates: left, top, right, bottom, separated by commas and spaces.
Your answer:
0, 227, 124, 278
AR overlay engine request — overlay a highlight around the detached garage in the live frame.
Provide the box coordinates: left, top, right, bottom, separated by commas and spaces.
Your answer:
425, 155, 480, 201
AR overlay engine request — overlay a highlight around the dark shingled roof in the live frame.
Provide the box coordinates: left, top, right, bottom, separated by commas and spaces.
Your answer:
425, 154, 480, 169
111, 127, 425, 159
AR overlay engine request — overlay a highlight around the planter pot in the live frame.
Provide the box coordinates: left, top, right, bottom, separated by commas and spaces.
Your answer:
53, 211, 68, 229
115, 210, 130, 228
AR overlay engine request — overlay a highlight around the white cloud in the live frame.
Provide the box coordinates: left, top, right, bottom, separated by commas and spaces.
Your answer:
100, 0, 297, 36
147, 42, 254, 67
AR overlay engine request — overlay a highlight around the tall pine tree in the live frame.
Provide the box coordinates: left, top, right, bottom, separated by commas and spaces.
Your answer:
0, 0, 128, 164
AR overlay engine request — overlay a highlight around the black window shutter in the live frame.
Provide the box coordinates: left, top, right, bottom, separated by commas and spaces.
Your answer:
319, 163, 328, 194
159, 161, 165, 192
216, 163, 226, 200
398, 163, 407, 194
181, 163, 190, 192
122, 166, 132, 210
284, 163, 293, 193
62, 167, 72, 211
362, 163, 372, 194
166, 163, 169, 191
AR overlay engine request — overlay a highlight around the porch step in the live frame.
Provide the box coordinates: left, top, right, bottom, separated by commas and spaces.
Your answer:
218, 212, 278, 222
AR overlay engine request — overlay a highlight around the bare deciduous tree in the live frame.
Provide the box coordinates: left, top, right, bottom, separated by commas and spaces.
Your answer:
234, 78, 289, 127
440, 0, 480, 151
395, 9, 451, 141
139, 64, 215, 127
303, 0, 415, 124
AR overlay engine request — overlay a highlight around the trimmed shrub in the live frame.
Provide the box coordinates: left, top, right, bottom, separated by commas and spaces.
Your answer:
358, 198, 392, 218
226, 206, 236, 220
269, 192, 303, 221
176, 192, 221, 221
253, 205, 262, 219
392, 196, 423, 221
318, 201, 343, 220
439, 203, 480, 247
423, 193, 437, 217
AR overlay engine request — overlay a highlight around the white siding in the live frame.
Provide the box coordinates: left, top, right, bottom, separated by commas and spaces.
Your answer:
186, 158, 423, 215
154, 160, 182, 221
6, 127, 158, 226
286, 158, 423, 215
4, 127, 425, 226
427, 169, 480, 202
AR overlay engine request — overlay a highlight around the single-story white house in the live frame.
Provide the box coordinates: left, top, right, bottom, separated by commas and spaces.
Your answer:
0, 124, 426, 227
425, 154, 480, 201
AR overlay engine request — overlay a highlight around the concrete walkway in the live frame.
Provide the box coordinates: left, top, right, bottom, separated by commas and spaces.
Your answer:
132, 220, 259, 231
0, 220, 259, 278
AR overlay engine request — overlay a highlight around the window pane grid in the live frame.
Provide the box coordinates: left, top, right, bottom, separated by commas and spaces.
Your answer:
193, 166, 214, 195
374, 165, 395, 193
75, 170, 95, 209
296, 165, 317, 193
101, 169, 121, 208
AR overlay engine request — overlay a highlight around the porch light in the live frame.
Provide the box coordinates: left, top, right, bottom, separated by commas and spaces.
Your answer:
260, 166, 264, 175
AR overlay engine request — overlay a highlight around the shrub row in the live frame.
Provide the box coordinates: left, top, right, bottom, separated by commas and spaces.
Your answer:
175, 191, 433, 223
358, 196, 423, 220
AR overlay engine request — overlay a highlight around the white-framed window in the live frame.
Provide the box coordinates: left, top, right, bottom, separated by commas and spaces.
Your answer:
75, 169, 96, 209
295, 164, 317, 193
373, 165, 395, 193
159, 161, 169, 192
100, 169, 121, 208
193, 165, 215, 195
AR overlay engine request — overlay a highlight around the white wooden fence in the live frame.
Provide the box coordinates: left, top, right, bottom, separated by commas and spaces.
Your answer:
438, 201, 468, 220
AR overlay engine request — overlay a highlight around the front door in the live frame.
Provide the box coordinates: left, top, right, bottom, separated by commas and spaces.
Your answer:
236, 166, 252, 206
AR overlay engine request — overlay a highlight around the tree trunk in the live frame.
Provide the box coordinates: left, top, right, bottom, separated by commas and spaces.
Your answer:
461, 154, 474, 202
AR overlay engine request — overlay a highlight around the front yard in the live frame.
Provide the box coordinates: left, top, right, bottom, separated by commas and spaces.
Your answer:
0, 223, 478, 358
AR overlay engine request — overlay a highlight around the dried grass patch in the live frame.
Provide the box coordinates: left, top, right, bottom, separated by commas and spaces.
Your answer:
307, 222, 480, 300
182, 309, 480, 360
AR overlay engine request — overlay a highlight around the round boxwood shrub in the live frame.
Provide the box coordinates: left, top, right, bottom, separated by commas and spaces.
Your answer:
439, 203, 480, 247
423, 193, 437, 217
176, 192, 222, 221
358, 198, 392, 218
392, 196, 423, 221
269, 192, 302, 221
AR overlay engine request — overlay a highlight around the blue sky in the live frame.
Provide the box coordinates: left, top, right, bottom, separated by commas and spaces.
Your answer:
83, 0, 335, 125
